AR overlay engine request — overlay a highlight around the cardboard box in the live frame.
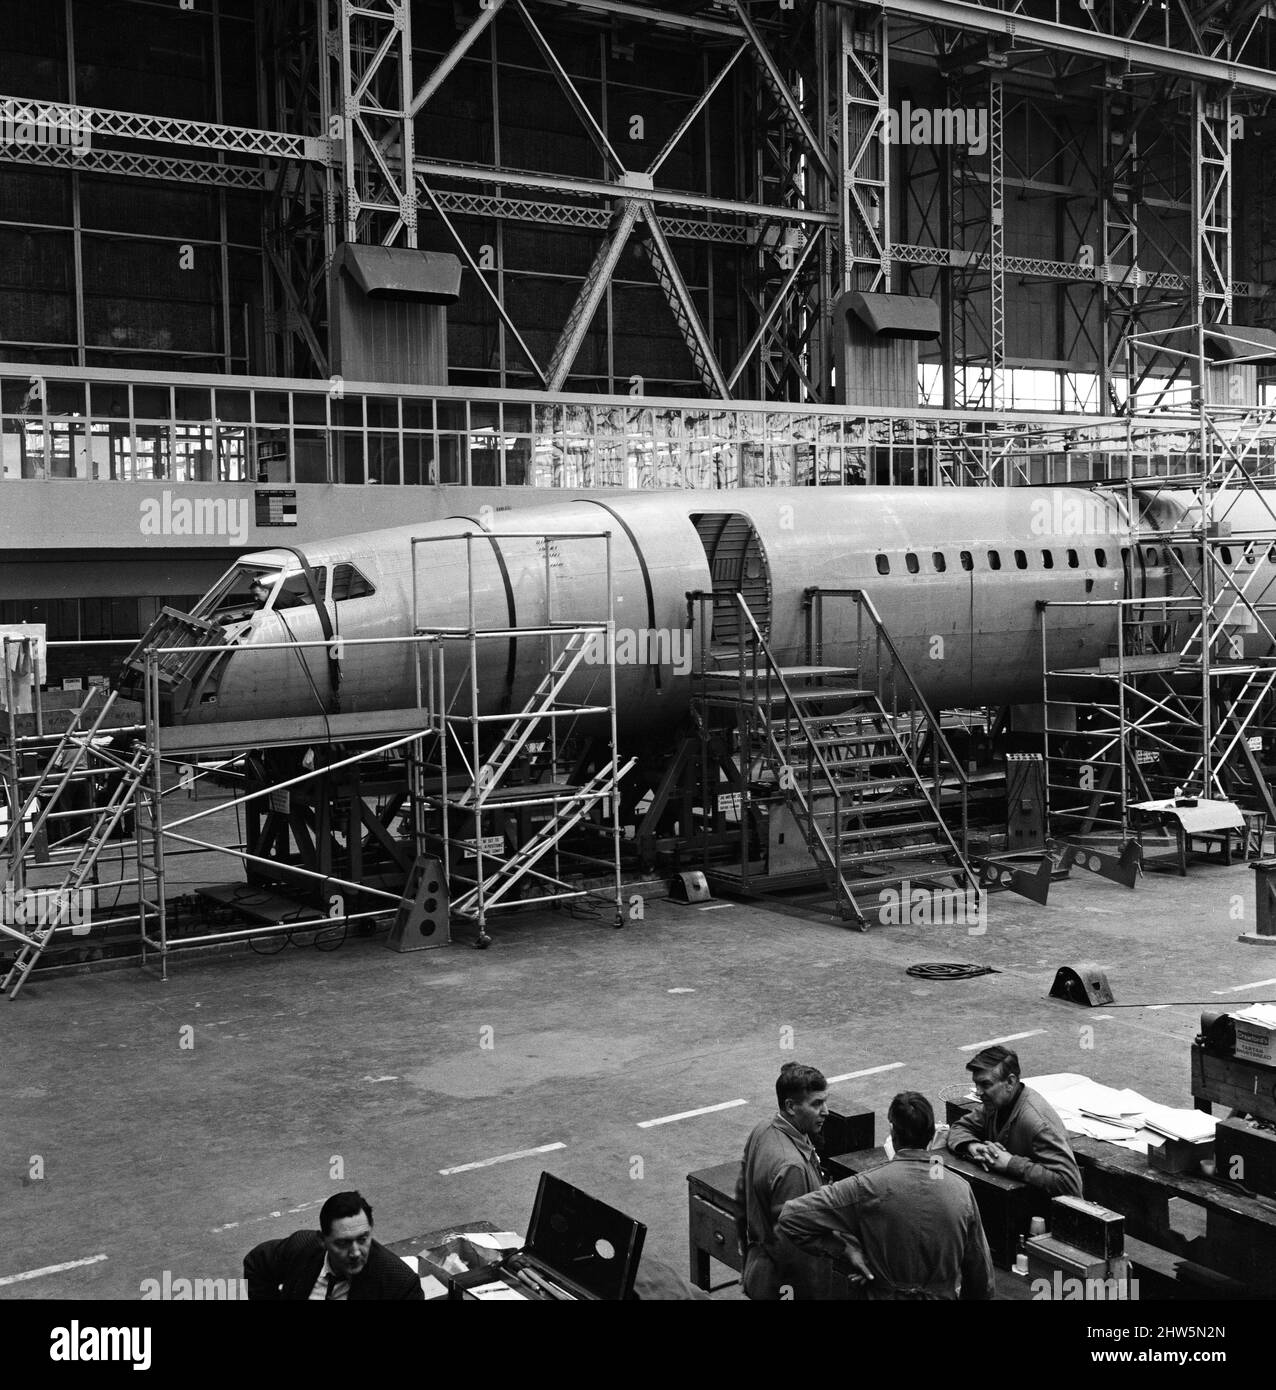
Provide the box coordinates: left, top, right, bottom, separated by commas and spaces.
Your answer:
1147, 1135, 1214, 1176
1233, 1018, 1276, 1065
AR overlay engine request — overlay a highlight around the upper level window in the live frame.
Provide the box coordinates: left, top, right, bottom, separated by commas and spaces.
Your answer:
905, 553, 920, 574
988, 550, 1002, 570
1094, 548, 1107, 567
1042, 550, 1054, 569
1067, 549, 1079, 569
875, 554, 890, 575
932, 552, 947, 573
1014, 549, 1027, 570
960, 551, 973, 571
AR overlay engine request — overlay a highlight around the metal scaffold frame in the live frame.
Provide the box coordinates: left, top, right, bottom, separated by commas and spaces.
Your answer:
1040, 369, 1276, 841
409, 529, 629, 944
1, 591, 630, 988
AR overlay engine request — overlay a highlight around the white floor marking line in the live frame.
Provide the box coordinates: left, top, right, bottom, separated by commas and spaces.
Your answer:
637, 1099, 747, 1129
957, 1029, 1046, 1051
0, 1253, 108, 1286
826, 1063, 905, 1083
1091, 1015, 1114, 1021
1211, 977, 1276, 994
439, 1142, 566, 1176
211, 1199, 323, 1233
667, 988, 696, 994
1143, 1005, 1172, 1011
698, 903, 733, 911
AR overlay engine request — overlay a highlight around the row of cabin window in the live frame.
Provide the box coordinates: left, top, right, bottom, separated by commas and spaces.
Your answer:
875, 547, 1110, 576
1141, 545, 1276, 566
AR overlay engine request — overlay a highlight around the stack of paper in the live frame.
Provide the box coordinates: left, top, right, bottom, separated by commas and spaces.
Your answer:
1232, 1003, 1276, 1029
1024, 1073, 1215, 1152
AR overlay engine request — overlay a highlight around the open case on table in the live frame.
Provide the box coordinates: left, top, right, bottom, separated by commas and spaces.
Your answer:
448, 1172, 646, 1301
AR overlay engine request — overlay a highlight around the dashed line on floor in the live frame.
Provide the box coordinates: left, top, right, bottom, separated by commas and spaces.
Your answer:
698, 904, 734, 911
956, 1029, 1046, 1052
826, 1063, 905, 1084
211, 1199, 323, 1234
1091, 1015, 1114, 1021
1211, 977, 1276, 994
637, 1099, 747, 1129
439, 1142, 566, 1176
0, 1253, 108, 1287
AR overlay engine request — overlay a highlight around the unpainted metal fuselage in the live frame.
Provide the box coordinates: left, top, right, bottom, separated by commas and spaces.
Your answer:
152, 485, 1275, 742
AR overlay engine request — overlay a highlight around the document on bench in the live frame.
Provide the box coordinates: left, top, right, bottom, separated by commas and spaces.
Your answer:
469, 1280, 530, 1300
1025, 1073, 1216, 1152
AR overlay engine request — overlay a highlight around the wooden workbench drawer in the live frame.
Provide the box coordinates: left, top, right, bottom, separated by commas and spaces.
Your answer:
689, 1194, 743, 1274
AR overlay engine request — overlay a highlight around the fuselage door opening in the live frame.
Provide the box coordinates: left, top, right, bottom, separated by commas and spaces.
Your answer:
690, 513, 773, 651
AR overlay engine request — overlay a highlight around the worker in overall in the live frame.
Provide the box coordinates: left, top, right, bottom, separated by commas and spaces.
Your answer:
735, 1062, 832, 1299
777, 1091, 994, 1300
947, 1045, 1083, 1196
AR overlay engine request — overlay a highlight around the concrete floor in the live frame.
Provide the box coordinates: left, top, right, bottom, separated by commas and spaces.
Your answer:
2, 847, 1274, 1304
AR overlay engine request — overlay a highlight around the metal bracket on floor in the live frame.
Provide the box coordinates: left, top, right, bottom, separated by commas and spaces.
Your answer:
972, 852, 1053, 905
1050, 838, 1141, 889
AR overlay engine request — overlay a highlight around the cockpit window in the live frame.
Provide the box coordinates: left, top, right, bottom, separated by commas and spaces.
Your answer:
196, 564, 285, 619
274, 570, 326, 610
332, 563, 376, 601
192, 563, 329, 619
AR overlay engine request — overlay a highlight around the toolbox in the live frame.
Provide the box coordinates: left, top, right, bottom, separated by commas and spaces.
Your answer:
1048, 1194, 1125, 1260
448, 1171, 646, 1301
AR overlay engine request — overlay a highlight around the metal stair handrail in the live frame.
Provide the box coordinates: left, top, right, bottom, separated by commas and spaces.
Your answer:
806, 587, 971, 794
718, 595, 861, 920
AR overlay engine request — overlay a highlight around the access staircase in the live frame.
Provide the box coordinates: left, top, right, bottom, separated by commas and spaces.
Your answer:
694, 592, 977, 929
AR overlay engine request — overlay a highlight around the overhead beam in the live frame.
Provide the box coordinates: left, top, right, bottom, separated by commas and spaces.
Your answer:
537, 0, 745, 38
857, 0, 1276, 95
414, 158, 836, 224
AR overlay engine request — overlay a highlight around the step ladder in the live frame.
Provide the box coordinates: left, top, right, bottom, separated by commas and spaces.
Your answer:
454, 628, 594, 807
449, 757, 635, 922
0, 687, 119, 871
3, 741, 152, 998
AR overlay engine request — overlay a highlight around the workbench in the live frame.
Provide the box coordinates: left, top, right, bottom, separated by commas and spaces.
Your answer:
687, 1161, 745, 1291
686, 1153, 1032, 1298
1130, 797, 1249, 875
1072, 1135, 1276, 1295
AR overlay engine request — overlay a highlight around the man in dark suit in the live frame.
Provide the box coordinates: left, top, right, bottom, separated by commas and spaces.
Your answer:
244, 1191, 424, 1301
